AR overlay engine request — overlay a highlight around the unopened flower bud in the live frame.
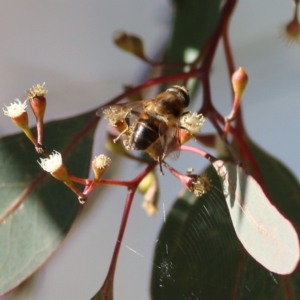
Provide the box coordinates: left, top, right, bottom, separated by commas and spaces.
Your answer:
285, 18, 300, 43
92, 154, 111, 181
138, 172, 159, 216
113, 31, 146, 60
232, 67, 248, 99
225, 68, 248, 124
282, 1, 300, 44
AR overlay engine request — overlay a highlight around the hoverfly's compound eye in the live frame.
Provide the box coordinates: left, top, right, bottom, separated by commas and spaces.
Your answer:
167, 85, 190, 107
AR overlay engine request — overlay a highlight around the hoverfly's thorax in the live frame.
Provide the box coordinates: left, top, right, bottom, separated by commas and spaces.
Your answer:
166, 85, 190, 108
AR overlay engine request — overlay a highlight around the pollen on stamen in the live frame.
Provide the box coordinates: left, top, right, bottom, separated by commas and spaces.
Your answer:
92, 154, 112, 181
191, 173, 211, 197
3, 99, 27, 118
27, 83, 48, 99
180, 112, 205, 135
102, 107, 129, 127
92, 154, 111, 169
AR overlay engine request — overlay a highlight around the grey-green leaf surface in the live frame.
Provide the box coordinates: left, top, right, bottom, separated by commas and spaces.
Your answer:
245, 137, 300, 230
0, 110, 98, 295
213, 160, 299, 275
151, 159, 300, 299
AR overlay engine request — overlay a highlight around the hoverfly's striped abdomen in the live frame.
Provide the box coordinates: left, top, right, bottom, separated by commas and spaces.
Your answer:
131, 115, 167, 151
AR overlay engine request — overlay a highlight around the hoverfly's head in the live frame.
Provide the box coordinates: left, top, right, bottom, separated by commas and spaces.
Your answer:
167, 85, 190, 108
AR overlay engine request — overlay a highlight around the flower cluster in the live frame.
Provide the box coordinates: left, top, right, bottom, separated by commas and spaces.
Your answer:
3, 84, 114, 204
3, 84, 211, 205
37, 150, 112, 203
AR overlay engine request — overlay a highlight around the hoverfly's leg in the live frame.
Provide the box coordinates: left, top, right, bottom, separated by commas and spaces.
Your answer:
113, 111, 130, 143
157, 156, 165, 176
113, 124, 129, 143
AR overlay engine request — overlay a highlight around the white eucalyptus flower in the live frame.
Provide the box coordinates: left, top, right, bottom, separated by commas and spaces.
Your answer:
38, 150, 62, 173
3, 99, 27, 118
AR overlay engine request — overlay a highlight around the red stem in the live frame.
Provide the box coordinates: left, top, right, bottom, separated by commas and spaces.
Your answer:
36, 119, 44, 145
97, 68, 205, 109
223, 22, 235, 80
222, 19, 245, 134
108, 188, 136, 273
181, 145, 216, 164
201, 0, 237, 73
92, 188, 136, 300
91, 162, 157, 298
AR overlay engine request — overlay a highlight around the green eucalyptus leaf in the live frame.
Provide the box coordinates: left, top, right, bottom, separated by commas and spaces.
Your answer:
165, 0, 221, 73
151, 166, 243, 299
0, 110, 98, 295
213, 160, 299, 275
245, 137, 300, 229
151, 136, 300, 299
151, 162, 300, 299
162, 0, 221, 100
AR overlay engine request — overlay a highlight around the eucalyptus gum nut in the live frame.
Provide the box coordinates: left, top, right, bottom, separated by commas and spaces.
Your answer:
231, 67, 248, 98
138, 171, 155, 194
113, 31, 145, 59
30, 97, 47, 120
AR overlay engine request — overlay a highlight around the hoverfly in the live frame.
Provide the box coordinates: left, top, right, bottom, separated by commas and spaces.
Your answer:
97, 85, 190, 174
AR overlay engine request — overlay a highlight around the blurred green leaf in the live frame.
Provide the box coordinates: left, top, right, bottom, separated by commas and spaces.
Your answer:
161, 0, 221, 103
151, 166, 243, 299
165, 0, 221, 74
0, 110, 97, 295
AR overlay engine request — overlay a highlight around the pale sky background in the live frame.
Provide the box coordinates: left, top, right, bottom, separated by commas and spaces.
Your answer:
0, 1, 299, 299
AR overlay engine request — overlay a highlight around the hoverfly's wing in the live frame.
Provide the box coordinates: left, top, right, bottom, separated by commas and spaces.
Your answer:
97, 100, 151, 127
159, 121, 181, 161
